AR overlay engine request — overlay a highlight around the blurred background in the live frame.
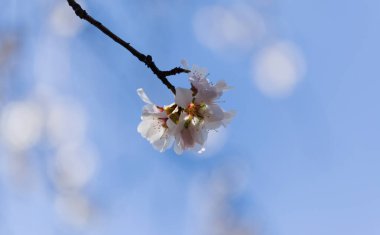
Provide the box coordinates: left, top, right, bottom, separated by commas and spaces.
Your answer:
0, 0, 380, 234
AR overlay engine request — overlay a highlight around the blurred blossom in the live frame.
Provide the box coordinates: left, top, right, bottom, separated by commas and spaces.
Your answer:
55, 192, 96, 228
193, 4, 266, 52
1, 153, 38, 189
252, 41, 306, 97
188, 163, 255, 235
49, 1, 83, 38
0, 84, 100, 228
210, 162, 251, 197
0, 35, 18, 69
0, 34, 19, 102
0, 101, 44, 151
51, 144, 98, 191
47, 99, 87, 147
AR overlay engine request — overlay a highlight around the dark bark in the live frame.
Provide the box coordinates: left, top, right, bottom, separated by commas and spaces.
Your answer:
67, 0, 190, 94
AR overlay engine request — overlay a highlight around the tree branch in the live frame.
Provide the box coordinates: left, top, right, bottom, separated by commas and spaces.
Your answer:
162, 67, 191, 77
67, 0, 190, 94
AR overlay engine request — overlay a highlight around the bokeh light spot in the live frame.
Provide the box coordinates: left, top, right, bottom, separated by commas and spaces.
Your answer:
193, 4, 266, 52
1, 101, 44, 151
49, 1, 83, 38
52, 144, 98, 191
252, 41, 306, 97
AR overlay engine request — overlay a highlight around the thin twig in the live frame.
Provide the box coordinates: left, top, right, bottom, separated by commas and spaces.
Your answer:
67, 0, 190, 94
161, 67, 191, 77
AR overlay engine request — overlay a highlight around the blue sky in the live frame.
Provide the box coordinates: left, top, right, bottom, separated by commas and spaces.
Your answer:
0, 0, 380, 235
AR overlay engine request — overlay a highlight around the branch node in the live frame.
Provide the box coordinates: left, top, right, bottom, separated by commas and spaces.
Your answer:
68, 0, 87, 19
145, 55, 153, 66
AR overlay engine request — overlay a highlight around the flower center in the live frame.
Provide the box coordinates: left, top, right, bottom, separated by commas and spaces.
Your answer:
185, 102, 205, 119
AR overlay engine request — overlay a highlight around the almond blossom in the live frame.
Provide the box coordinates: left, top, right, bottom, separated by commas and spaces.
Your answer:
136, 88, 174, 152
187, 65, 235, 129
137, 63, 235, 155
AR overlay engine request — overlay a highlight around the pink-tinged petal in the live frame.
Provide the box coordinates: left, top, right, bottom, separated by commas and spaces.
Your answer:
137, 118, 153, 137
161, 135, 175, 151
174, 138, 184, 155
203, 104, 225, 130
149, 122, 166, 143
152, 138, 166, 152
196, 127, 208, 145
166, 112, 187, 135
194, 80, 230, 104
181, 59, 189, 69
180, 128, 195, 149
178, 111, 188, 125
205, 110, 235, 130
215, 80, 232, 92
141, 104, 163, 117
137, 88, 153, 104
191, 76, 209, 90
196, 87, 218, 104
189, 66, 208, 83
204, 121, 223, 130
137, 118, 165, 143
190, 119, 208, 145
175, 88, 193, 108
206, 104, 224, 122
152, 132, 174, 152
137, 89, 166, 118
222, 110, 236, 126
166, 118, 177, 131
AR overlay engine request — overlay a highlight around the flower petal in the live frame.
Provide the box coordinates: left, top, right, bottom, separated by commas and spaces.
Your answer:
137, 117, 165, 143
205, 104, 224, 122
189, 66, 208, 83
190, 118, 208, 145
137, 117, 154, 137
222, 111, 236, 126
152, 132, 174, 152
194, 127, 208, 146
137, 88, 153, 104
181, 128, 195, 149
196, 87, 218, 104
141, 104, 163, 117
181, 59, 189, 69
175, 88, 193, 108
215, 80, 232, 92
166, 118, 177, 131
174, 138, 184, 155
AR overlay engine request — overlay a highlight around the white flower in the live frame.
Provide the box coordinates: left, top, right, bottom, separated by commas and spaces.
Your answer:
167, 109, 208, 155
171, 84, 233, 154
188, 66, 231, 104
187, 65, 235, 129
136, 62, 235, 155
136, 88, 174, 152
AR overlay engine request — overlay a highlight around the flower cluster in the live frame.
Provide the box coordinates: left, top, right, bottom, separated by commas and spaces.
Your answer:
137, 64, 234, 154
